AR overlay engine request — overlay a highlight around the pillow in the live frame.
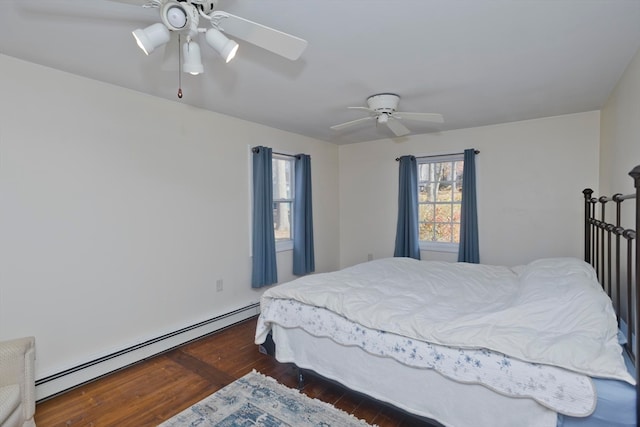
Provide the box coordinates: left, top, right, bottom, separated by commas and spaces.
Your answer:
516, 257, 599, 288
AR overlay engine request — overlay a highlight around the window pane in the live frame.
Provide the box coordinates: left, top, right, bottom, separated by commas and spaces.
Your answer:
418, 163, 431, 181
419, 204, 434, 222
454, 161, 464, 179
419, 222, 434, 241
273, 201, 291, 241
435, 223, 453, 242
272, 158, 292, 200
419, 182, 440, 202
435, 204, 452, 222
418, 184, 428, 202
453, 187, 463, 201
452, 224, 461, 243
452, 204, 461, 222
440, 163, 453, 181
438, 183, 453, 201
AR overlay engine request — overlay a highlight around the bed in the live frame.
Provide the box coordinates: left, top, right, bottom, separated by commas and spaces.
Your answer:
255, 165, 640, 427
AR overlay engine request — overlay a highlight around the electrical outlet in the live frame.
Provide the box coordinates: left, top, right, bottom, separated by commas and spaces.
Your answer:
367, 253, 373, 261
216, 279, 223, 292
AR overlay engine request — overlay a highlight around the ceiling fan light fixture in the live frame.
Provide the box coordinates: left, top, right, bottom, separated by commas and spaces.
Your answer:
182, 41, 204, 75
205, 28, 239, 63
132, 23, 170, 55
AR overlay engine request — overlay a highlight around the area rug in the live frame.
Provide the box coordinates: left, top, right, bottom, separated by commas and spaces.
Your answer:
158, 370, 375, 427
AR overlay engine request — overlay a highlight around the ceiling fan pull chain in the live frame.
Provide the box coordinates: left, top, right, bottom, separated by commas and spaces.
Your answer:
177, 33, 183, 99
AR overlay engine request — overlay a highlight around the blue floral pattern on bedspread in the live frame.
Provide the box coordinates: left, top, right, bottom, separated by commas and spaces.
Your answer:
257, 298, 596, 417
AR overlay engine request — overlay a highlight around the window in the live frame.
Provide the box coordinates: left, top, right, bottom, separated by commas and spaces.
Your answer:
272, 155, 294, 251
417, 154, 464, 252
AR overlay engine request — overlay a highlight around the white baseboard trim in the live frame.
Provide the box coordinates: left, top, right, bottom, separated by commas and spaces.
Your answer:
36, 303, 260, 401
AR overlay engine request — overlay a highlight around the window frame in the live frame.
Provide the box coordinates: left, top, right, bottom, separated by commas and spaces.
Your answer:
417, 153, 464, 253
272, 154, 295, 252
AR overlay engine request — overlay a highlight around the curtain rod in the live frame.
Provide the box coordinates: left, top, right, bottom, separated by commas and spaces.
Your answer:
252, 147, 300, 159
395, 150, 479, 161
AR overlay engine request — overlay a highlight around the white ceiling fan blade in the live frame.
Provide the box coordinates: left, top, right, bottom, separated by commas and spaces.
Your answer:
330, 116, 373, 131
210, 12, 308, 60
385, 118, 411, 137
393, 112, 444, 123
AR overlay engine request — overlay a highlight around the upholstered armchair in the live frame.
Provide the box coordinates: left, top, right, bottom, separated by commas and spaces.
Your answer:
0, 337, 36, 427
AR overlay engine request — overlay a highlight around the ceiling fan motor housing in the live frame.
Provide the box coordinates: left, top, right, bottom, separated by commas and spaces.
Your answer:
367, 93, 400, 114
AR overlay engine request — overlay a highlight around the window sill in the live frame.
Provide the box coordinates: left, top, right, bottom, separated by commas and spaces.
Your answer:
419, 242, 459, 253
276, 240, 293, 252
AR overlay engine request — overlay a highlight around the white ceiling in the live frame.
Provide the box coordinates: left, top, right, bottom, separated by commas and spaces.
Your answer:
1, 0, 639, 145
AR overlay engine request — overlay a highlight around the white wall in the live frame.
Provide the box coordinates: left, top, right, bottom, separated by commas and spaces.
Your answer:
0, 55, 339, 390
339, 112, 600, 268
600, 46, 640, 230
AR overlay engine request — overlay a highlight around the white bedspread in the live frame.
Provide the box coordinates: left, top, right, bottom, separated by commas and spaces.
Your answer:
260, 298, 596, 415
255, 257, 634, 415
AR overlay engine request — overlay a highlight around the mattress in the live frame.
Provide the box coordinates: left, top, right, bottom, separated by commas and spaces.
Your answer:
271, 324, 557, 427
559, 335, 636, 426
271, 325, 636, 427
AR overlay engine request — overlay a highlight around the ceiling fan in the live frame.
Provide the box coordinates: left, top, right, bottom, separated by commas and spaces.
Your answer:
115, 0, 308, 76
330, 93, 444, 137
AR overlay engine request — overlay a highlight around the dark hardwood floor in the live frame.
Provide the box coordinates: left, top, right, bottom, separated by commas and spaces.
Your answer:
35, 317, 434, 427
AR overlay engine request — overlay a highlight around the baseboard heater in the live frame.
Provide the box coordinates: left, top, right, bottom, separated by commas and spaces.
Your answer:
35, 303, 260, 402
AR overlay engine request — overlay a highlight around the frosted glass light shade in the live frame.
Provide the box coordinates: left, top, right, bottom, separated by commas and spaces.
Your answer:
205, 28, 239, 63
132, 23, 171, 55
183, 41, 204, 75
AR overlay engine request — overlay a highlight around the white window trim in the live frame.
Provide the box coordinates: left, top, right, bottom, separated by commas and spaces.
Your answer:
417, 153, 464, 252
419, 241, 459, 253
276, 240, 294, 252
273, 153, 295, 252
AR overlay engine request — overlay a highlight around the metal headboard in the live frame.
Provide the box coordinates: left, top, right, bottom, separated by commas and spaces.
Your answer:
583, 165, 640, 426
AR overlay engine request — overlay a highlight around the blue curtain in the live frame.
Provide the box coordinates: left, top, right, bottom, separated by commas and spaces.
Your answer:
293, 154, 315, 275
458, 148, 479, 263
251, 146, 278, 288
394, 155, 421, 260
